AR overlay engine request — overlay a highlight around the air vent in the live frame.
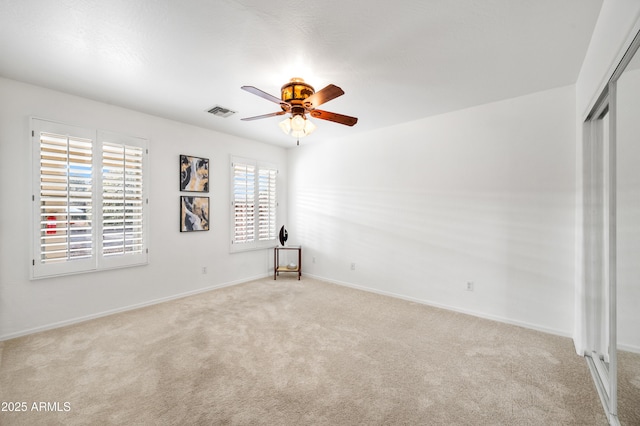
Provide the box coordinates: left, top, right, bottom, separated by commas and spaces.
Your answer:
207, 105, 236, 118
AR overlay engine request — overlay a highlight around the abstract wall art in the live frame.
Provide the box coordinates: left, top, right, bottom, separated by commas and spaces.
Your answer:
180, 196, 209, 232
180, 154, 209, 192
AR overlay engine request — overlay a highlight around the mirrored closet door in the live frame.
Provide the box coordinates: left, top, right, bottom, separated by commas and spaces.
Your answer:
584, 28, 640, 426
614, 34, 640, 426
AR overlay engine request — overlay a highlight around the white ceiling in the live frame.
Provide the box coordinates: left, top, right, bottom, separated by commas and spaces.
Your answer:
0, 0, 603, 148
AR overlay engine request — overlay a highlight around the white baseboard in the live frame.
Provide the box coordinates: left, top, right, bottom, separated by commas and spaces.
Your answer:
0, 273, 269, 342
618, 342, 640, 354
304, 273, 572, 339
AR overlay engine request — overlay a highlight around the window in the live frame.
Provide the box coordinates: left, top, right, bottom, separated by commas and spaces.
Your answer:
230, 156, 277, 251
101, 134, 145, 258
31, 118, 148, 278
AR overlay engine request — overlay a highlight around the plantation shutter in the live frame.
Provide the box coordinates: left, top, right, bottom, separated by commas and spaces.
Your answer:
39, 131, 94, 264
232, 161, 255, 244
258, 167, 277, 241
230, 157, 278, 250
32, 119, 148, 279
102, 142, 145, 256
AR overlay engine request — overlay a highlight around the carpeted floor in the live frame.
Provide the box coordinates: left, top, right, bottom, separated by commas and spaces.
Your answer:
0, 276, 633, 425
618, 350, 640, 425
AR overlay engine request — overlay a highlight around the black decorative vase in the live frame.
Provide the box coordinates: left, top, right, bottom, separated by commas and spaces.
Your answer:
278, 226, 288, 246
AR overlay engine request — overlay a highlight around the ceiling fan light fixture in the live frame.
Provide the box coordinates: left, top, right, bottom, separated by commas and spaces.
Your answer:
279, 115, 316, 138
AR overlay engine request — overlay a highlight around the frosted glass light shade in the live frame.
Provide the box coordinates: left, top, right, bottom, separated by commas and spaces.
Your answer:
279, 115, 316, 138
278, 118, 291, 135
291, 114, 306, 131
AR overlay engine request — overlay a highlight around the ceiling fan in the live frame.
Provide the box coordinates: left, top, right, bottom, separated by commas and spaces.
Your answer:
241, 78, 357, 141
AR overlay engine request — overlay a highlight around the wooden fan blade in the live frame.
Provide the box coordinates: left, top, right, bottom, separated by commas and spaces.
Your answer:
303, 84, 344, 109
241, 86, 285, 105
309, 110, 358, 126
241, 111, 286, 121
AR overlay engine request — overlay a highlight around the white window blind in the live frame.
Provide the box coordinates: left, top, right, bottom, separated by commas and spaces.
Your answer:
230, 157, 277, 251
102, 142, 145, 257
39, 132, 93, 264
258, 168, 277, 241
233, 162, 255, 244
31, 119, 148, 279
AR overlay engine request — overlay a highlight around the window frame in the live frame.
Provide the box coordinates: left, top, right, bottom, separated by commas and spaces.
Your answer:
30, 118, 149, 279
229, 155, 278, 253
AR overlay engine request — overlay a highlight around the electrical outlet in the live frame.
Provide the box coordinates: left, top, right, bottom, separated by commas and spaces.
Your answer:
312, 256, 316, 263
466, 281, 474, 291
202, 267, 207, 274
351, 263, 356, 270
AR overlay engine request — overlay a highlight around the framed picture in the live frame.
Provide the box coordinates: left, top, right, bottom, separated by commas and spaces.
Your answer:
180, 154, 209, 192
180, 196, 209, 232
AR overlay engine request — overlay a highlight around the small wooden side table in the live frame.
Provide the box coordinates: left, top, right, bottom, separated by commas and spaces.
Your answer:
274, 245, 301, 280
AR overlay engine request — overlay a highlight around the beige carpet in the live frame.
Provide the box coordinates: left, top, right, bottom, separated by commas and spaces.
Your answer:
618, 350, 640, 425
0, 276, 627, 425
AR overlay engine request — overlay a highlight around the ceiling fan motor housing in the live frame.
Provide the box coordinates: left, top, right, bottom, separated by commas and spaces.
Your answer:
281, 78, 314, 113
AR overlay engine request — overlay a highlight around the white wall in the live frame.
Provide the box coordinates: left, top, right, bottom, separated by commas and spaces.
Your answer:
289, 85, 576, 336
0, 77, 288, 339
573, 0, 640, 354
